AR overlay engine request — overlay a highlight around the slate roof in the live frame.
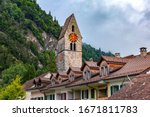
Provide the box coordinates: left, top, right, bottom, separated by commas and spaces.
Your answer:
109, 74, 150, 100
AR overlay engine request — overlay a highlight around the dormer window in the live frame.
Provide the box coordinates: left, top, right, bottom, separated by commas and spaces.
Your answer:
37, 79, 42, 86
84, 70, 91, 80
100, 65, 109, 76
51, 79, 55, 85
69, 74, 75, 81
58, 77, 62, 83
33, 80, 36, 87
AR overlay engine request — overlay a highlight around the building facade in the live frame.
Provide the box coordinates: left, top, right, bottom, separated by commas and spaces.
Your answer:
24, 14, 150, 100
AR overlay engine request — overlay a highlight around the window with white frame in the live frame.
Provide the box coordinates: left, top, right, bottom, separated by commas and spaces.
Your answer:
81, 89, 96, 100
110, 85, 123, 96
51, 79, 55, 85
69, 74, 75, 81
81, 90, 89, 100
45, 94, 55, 100
84, 70, 91, 80
100, 65, 109, 76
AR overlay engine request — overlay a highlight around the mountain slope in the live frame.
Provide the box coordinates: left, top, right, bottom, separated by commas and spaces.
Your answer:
0, 0, 113, 85
0, 0, 60, 84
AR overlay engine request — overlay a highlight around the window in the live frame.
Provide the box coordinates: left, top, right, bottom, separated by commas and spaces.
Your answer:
72, 25, 75, 32
61, 93, 66, 100
74, 43, 76, 51
51, 79, 55, 85
91, 89, 95, 99
81, 90, 89, 99
45, 94, 55, 100
70, 43, 73, 50
84, 70, 91, 80
70, 43, 76, 51
111, 85, 119, 95
69, 74, 75, 81
100, 65, 109, 76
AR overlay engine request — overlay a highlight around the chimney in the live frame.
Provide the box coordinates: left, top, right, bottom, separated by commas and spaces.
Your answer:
140, 47, 147, 56
115, 53, 120, 58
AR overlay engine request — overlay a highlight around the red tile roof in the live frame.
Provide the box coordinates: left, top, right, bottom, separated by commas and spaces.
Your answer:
24, 73, 50, 90
98, 56, 130, 66
81, 61, 99, 70
105, 55, 150, 79
67, 73, 100, 87
67, 67, 82, 74
109, 74, 150, 100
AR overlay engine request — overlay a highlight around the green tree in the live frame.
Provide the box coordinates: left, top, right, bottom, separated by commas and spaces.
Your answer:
1, 63, 36, 84
2, 63, 28, 84
0, 76, 25, 100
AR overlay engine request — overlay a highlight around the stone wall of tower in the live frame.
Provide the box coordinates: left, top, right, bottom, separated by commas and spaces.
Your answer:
57, 14, 82, 72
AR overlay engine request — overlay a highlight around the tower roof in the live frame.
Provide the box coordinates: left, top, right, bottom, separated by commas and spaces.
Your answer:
59, 14, 75, 39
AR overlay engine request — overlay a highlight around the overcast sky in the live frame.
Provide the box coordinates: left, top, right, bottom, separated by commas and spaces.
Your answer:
37, 0, 150, 56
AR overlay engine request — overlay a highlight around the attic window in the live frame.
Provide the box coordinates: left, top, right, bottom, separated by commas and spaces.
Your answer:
33, 80, 36, 87
72, 25, 75, 32
58, 77, 62, 83
84, 70, 91, 80
51, 80, 55, 85
100, 65, 109, 76
37, 79, 42, 86
69, 74, 75, 81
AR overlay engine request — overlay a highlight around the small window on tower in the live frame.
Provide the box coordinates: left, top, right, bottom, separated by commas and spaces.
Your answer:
72, 25, 75, 32
74, 43, 76, 51
70, 43, 73, 50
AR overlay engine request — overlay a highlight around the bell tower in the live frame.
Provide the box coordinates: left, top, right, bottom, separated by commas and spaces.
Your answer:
57, 14, 82, 72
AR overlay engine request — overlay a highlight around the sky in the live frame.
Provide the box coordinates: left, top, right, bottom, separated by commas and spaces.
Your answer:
37, 0, 150, 56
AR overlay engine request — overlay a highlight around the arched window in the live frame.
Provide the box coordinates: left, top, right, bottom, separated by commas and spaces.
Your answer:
74, 43, 76, 51
70, 43, 76, 51
70, 43, 73, 50
72, 25, 75, 32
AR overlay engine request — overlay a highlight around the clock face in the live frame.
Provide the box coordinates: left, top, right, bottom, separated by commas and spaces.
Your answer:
69, 33, 78, 42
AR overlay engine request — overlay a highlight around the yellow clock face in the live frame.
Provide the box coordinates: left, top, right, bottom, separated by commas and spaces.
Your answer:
69, 33, 78, 42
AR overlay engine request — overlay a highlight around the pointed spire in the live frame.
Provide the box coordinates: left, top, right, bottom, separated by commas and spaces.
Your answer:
59, 14, 76, 39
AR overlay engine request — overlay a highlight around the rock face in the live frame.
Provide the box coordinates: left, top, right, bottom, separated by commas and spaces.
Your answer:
27, 31, 58, 52
57, 14, 82, 72
42, 32, 58, 51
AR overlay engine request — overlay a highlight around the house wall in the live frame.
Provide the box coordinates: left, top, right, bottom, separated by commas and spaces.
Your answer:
31, 90, 44, 98
25, 91, 31, 100
55, 88, 73, 100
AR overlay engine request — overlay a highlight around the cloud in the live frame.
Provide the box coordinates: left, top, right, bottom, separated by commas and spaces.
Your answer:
37, 0, 150, 56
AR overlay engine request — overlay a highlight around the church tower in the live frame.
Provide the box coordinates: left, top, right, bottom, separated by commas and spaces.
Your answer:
57, 14, 82, 72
